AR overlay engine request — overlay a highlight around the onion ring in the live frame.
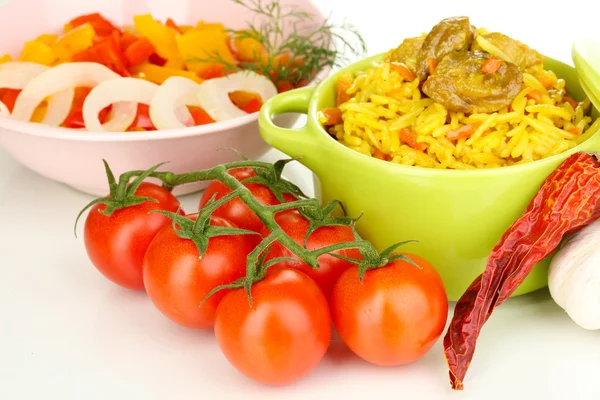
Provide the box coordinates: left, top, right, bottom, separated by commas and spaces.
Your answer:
0, 61, 75, 125
11, 62, 120, 125
149, 76, 200, 130
83, 77, 159, 132
195, 71, 277, 121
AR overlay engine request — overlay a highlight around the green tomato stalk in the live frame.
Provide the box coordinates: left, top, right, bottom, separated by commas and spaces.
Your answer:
76, 154, 418, 306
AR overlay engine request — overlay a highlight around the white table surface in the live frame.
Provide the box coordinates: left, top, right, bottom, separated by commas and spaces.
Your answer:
2, 1, 600, 399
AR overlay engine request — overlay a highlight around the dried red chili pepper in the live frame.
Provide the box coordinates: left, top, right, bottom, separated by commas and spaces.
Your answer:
444, 152, 600, 390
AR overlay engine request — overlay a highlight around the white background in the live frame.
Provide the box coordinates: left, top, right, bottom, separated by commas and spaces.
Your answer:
2, 0, 600, 399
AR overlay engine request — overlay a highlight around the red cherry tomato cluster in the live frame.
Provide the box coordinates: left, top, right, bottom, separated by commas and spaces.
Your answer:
80, 166, 448, 386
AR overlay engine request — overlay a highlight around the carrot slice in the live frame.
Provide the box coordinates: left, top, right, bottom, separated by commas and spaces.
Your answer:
389, 62, 416, 81
399, 127, 427, 151
319, 108, 342, 126
373, 149, 390, 161
563, 96, 578, 108
568, 127, 580, 134
447, 123, 480, 141
125, 37, 156, 66
526, 88, 543, 103
336, 73, 353, 106
481, 56, 504, 74
197, 63, 225, 80
427, 58, 438, 75
538, 74, 557, 90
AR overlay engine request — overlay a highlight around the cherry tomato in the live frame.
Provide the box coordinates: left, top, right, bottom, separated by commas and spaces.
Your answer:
214, 267, 331, 385
142, 214, 254, 329
260, 209, 361, 299
199, 167, 295, 233
330, 254, 448, 366
83, 182, 182, 290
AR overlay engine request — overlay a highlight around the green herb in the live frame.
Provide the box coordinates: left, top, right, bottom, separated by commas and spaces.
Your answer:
189, 0, 367, 86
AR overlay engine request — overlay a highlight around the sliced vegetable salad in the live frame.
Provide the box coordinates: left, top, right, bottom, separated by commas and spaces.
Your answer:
0, 1, 366, 132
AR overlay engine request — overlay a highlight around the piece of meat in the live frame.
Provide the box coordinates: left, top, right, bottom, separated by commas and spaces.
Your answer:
422, 50, 522, 113
416, 16, 474, 80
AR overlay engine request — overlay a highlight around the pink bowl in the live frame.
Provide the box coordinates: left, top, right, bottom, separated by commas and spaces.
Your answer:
0, 0, 330, 196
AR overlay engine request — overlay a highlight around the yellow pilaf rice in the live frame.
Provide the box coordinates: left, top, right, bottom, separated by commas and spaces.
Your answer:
323, 51, 600, 170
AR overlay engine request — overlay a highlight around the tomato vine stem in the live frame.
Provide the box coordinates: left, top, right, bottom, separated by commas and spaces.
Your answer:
86, 157, 417, 306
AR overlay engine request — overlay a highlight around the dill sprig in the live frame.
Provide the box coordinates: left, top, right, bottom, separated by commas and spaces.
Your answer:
189, 0, 367, 86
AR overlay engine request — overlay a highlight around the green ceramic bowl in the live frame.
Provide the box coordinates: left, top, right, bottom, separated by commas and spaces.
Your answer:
258, 54, 600, 301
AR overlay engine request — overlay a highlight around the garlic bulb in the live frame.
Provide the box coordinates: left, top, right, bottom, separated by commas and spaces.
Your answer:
548, 219, 600, 330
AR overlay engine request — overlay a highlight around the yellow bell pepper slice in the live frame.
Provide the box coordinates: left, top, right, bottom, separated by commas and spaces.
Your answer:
36, 34, 59, 46
176, 29, 235, 75
18, 40, 57, 65
195, 21, 226, 31
129, 63, 203, 85
179, 25, 195, 33
53, 23, 96, 61
163, 58, 184, 70
233, 32, 267, 64
0, 54, 12, 64
133, 14, 182, 64
31, 103, 48, 123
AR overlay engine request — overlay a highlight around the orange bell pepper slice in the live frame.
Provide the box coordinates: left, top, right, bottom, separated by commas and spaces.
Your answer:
120, 31, 140, 50
241, 98, 262, 113
125, 37, 156, 66
129, 63, 203, 84
165, 18, 184, 34
68, 13, 118, 37
188, 106, 216, 125
72, 31, 129, 76
61, 87, 111, 129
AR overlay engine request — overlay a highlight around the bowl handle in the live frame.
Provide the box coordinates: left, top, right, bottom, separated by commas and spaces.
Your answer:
259, 85, 322, 159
